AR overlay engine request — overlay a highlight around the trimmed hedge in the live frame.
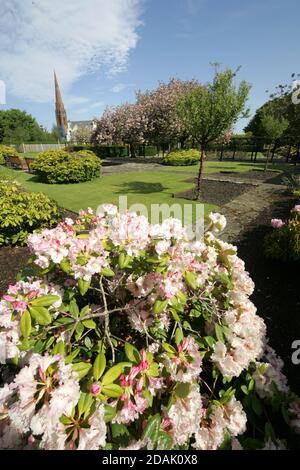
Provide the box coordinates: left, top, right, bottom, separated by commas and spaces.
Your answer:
31, 150, 101, 184
67, 144, 129, 158
162, 148, 199, 166
0, 144, 18, 165
0, 178, 60, 245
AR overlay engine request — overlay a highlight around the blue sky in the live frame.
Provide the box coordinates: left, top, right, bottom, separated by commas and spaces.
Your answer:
1, 0, 299, 132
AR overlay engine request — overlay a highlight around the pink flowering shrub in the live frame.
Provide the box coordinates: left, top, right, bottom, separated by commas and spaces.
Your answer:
0, 206, 299, 450
264, 205, 300, 262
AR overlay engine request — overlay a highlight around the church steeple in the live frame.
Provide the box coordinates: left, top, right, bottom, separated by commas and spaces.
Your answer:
54, 71, 68, 138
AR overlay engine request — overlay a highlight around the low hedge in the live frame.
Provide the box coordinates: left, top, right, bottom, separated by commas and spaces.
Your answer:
31, 150, 101, 184
0, 144, 18, 165
67, 145, 129, 158
0, 178, 60, 246
162, 148, 199, 166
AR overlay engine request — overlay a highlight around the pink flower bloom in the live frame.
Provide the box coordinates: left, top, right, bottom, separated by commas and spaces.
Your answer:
90, 383, 101, 396
12, 300, 27, 313
292, 205, 300, 213
271, 218, 285, 228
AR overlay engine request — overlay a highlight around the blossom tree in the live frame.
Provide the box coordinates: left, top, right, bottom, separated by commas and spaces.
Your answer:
177, 68, 251, 199
0, 205, 299, 450
137, 78, 200, 151
92, 104, 148, 157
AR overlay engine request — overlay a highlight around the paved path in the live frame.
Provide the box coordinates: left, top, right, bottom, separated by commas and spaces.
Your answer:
205, 176, 285, 242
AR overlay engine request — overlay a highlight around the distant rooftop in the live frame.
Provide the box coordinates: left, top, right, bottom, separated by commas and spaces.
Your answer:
68, 120, 94, 126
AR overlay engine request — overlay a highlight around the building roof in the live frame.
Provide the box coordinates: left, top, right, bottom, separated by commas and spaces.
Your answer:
68, 120, 93, 126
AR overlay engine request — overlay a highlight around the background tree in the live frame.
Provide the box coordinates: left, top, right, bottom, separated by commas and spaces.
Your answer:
92, 103, 148, 157
0, 109, 56, 144
245, 74, 300, 163
70, 124, 93, 144
177, 68, 251, 199
260, 113, 288, 171
136, 78, 199, 152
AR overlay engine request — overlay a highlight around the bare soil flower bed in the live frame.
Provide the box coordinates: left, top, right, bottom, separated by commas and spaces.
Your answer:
176, 178, 253, 206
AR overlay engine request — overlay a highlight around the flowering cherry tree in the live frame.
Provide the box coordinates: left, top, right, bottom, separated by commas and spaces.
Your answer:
0, 206, 299, 450
92, 103, 148, 157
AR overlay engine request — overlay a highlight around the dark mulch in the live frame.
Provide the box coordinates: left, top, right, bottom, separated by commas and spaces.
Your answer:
236, 194, 300, 393
175, 179, 253, 206
210, 170, 285, 185
0, 245, 31, 295
0, 208, 77, 297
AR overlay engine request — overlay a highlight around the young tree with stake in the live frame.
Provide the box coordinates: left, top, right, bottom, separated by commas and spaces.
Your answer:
177, 68, 251, 199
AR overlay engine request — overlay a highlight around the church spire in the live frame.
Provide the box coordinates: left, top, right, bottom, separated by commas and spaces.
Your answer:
54, 71, 68, 138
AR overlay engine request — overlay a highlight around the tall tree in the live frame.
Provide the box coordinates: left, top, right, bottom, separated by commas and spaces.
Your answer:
260, 113, 288, 171
0, 109, 55, 144
136, 78, 199, 150
177, 68, 251, 199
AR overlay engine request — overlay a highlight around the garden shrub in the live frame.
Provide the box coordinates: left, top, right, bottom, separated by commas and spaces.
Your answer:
162, 148, 199, 166
31, 149, 101, 184
68, 145, 129, 159
0, 178, 60, 245
264, 205, 300, 262
0, 144, 18, 165
0, 206, 299, 450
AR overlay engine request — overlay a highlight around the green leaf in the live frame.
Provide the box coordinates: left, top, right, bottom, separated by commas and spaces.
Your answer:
125, 342, 141, 363
112, 423, 129, 438
52, 340, 65, 356
174, 328, 183, 347
102, 384, 124, 398
169, 308, 181, 322
204, 336, 216, 348
80, 305, 90, 318
118, 253, 131, 269
157, 431, 173, 450
75, 322, 84, 340
241, 385, 249, 395
153, 299, 168, 315
252, 393, 263, 416
189, 308, 201, 318
93, 352, 106, 380
65, 348, 80, 364
162, 343, 176, 354
30, 295, 60, 307
101, 362, 131, 386
60, 258, 71, 274
142, 414, 161, 445
184, 270, 197, 290
101, 267, 115, 277
78, 279, 91, 296
174, 382, 190, 398
215, 324, 224, 343
72, 362, 92, 380
77, 392, 93, 418
148, 362, 159, 377
104, 405, 117, 423
45, 336, 55, 350
69, 299, 79, 318
20, 310, 31, 339
82, 319, 96, 329
29, 306, 52, 326
142, 389, 153, 407
84, 337, 93, 349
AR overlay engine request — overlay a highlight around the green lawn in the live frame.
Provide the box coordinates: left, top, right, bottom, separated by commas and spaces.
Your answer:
0, 160, 289, 224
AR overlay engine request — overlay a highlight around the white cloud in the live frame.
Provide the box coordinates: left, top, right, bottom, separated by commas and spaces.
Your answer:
110, 83, 127, 93
89, 101, 105, 108
65, 95, 91, 106
0, 0, 142, 102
